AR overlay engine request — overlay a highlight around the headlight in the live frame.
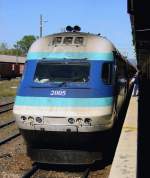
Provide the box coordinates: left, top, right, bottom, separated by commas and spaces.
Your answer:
76, 118, 83, 124
84, 118, 92, 125
28, 116, 34, 121
68, 118, 75, 124
21, 116, 27, 121
35, 117, 42, 123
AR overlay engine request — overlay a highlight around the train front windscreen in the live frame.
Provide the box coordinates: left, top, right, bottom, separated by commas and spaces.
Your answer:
33, 61, 90, 84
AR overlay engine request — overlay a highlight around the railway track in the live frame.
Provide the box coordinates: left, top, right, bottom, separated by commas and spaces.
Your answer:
0, 102, 14, 114
0, 102, 20, 145
0, 119, 15, 128
22, 164, 39, 178
0, 119, 20, 145
22, 163, 91, 178
0, 131, 20, 145
0, 118, 20, 145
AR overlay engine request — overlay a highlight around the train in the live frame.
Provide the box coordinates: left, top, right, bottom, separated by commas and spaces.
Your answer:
0, 63, 21, 80
13, 26, 136, 164
0, 55, 25, 80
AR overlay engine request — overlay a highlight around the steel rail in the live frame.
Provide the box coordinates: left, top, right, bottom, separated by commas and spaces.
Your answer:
22, 164, 39, 178
0, 102, 14, 107
81, 168, 90, 178
0, 131, 20, 145
0, 119, 15, 129
21, 164, 90, 178
0, 102, 14, 114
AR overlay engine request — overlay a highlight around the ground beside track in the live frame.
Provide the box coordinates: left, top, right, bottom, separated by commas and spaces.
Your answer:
0, 134, 111, 178
0, 78, 20, 98
0, 136, 33, 178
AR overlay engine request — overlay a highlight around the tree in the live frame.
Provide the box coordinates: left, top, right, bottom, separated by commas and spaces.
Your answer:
0, 42, 8, 50
0, 48, 24, 56
14, 35, 37, 55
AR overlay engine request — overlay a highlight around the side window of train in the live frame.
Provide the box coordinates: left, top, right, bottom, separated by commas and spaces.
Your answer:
63, 37, 73, 44
101, 62, 113, 85
21, 61, 28, 81
74, 37, 84, 45
52, 37, 62, 45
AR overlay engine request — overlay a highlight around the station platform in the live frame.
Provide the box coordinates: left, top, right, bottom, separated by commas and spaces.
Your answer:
109, 96, 137, 178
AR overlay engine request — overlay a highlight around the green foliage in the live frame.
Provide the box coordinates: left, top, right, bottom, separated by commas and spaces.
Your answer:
0, 35, 37, 56
0, 42, 8, 50
14, 35, 37, 55
0, 49, 24, 56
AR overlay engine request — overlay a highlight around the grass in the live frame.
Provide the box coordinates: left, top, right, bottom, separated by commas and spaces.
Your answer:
0, 78, 20, 97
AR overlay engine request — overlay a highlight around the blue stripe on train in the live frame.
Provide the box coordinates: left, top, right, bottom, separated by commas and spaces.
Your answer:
27, 52, 114, 61
17, 87, 113, 98
15, 96, 113, 107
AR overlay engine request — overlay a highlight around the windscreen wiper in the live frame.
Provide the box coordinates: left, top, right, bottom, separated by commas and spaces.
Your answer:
58, 82, 67, 87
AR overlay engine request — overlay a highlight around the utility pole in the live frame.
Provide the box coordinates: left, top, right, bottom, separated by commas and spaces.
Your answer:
40, 14, 48, 37
40, 15, 42, 37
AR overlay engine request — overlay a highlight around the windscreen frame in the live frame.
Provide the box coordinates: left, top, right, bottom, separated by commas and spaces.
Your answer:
33, 60, 90, 85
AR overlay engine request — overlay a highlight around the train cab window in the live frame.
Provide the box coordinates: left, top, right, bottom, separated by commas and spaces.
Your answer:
74, 37, 84, 45
101, 63, 113, 85
52, 37, 62, 45
33, 61, 90, 84
63, 37, 73, 45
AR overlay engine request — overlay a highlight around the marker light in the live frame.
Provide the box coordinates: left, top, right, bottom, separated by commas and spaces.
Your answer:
84, 118, 92, 125
21, 116, 27, 121
76, 118, 83, 124
28, 116, 34, 121
68, 118, 75, 124
36, 117, 42, 123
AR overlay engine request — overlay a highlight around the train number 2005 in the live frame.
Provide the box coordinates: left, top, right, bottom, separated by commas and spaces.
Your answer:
50, 90, 66, 96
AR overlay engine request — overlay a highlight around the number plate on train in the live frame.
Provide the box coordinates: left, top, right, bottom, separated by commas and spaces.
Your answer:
50, 90, 66, 96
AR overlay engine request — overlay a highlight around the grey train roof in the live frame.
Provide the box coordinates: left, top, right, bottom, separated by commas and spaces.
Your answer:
28, 32, 116, 53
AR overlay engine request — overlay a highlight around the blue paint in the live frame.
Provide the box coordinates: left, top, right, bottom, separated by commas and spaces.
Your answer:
16, 60, 113, 98
27, 52, 114, 61
15, 96, 113, 107
17, 87, 113, 98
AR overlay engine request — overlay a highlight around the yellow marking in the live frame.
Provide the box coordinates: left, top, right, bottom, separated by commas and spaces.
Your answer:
123, 126, 137, 131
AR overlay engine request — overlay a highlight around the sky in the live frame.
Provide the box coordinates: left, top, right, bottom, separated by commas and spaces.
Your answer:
0, 0, 136, 64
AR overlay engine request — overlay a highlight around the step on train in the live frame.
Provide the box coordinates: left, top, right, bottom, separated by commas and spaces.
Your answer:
13, 26, 136, 164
